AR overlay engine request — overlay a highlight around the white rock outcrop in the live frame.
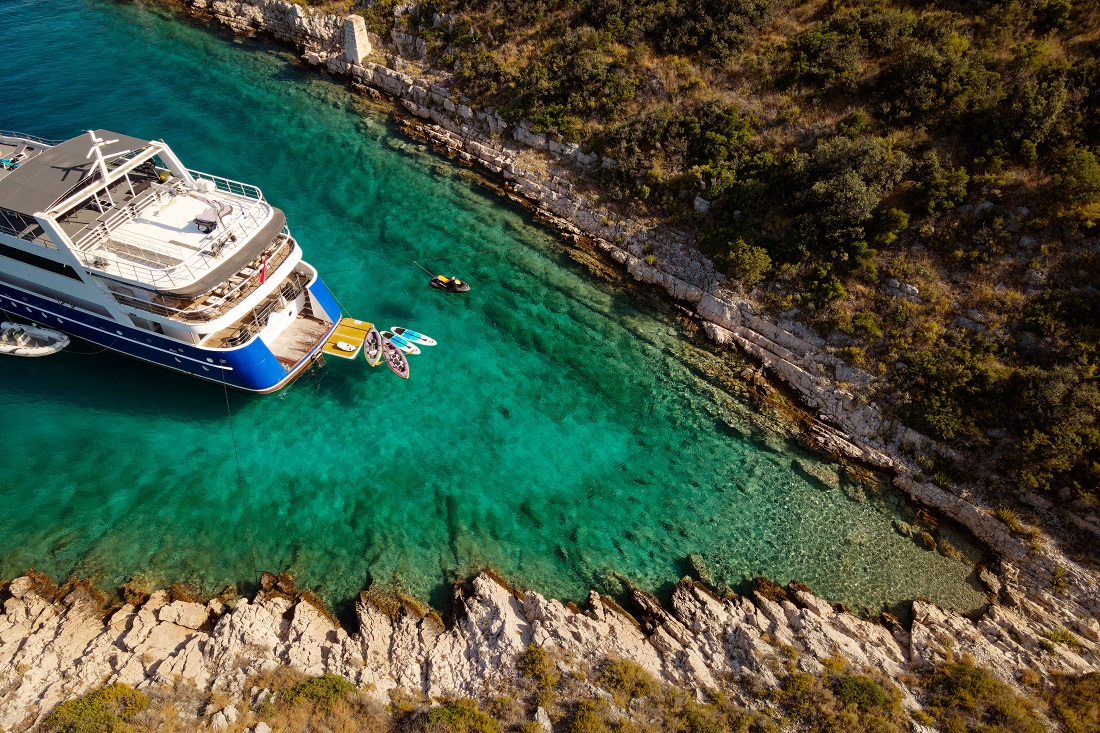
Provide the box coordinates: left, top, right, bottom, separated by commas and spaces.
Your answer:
1, 571, 1097, 729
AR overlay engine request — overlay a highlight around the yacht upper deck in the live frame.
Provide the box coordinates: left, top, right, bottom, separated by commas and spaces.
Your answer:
1, 130, 287, 300
59, 171, 283, 296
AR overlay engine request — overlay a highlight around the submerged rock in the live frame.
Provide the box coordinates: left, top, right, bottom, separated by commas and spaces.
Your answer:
793, 459, 841, 490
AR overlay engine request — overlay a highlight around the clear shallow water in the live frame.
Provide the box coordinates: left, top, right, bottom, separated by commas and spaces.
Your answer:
0, 0, 985, 615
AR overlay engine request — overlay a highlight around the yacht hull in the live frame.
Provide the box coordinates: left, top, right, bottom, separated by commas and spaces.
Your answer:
0, 278, 340, 393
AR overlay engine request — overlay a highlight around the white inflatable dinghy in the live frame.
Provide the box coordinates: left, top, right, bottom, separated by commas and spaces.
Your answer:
0, 322, 69, 357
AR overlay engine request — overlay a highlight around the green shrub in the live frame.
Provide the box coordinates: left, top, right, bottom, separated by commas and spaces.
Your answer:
778, 671, 906, 732
1051, 567, 1069, 594
915, 152, 969, 214
783, 27, 864, 90
356, 0, 399, 37
922, 661, 1045, 733
41, 684, 148, 733
566, 698, 611, 733
426, 698, 501, 733
583, 0, 782, 58
599, 658, 657, 705
1044, 627, 1082, 650
805, 264, 847, 307
837, 675, 887, 708
872, 208, 910, 246
280, 673, 357, 711
1048, 673, 1100, 733
518, 645, 560, 689
1053, 148, 1100, 204
708, 236, 772, 285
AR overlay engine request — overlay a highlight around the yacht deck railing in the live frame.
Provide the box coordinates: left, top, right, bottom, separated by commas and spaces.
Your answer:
107, 234, 296, 323
187, 169, 266, 202
0, 130, 64, 147
72, 177, 271, 288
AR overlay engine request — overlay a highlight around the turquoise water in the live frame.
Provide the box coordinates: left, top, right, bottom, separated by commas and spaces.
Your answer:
0, 0, 985, 615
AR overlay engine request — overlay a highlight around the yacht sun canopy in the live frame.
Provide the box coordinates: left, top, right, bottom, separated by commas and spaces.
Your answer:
0, 130, 150, 216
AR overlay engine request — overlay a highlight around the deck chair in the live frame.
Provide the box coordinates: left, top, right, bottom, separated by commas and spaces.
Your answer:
0, 144, 27, 169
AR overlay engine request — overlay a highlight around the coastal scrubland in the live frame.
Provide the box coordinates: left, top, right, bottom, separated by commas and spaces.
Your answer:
36, 652, 1100, 732
284, 0, 1100, 544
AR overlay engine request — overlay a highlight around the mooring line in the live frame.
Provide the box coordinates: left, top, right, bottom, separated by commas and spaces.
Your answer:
219, 374, 261, 582
317, 244, 521, 277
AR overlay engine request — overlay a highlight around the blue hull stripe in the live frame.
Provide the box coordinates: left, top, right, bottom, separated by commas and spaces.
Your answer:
0, 280, 340, 392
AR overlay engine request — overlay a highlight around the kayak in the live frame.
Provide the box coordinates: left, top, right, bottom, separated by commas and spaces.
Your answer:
363, 326, 383, 366
382, 339, 410, 379
430, 275, 470, 293
390, 327, 437, 346
380, 331, 420, 355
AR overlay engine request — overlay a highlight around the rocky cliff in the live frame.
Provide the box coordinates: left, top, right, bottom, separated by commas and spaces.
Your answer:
2, 568, 1097, 730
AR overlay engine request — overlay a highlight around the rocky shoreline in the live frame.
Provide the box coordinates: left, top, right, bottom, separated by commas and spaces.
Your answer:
1, 566, 1096, 730
8, 0, 1093, 725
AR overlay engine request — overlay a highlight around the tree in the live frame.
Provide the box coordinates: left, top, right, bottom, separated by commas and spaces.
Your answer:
1053, 147, 1100, 204
716, 237, 772, 286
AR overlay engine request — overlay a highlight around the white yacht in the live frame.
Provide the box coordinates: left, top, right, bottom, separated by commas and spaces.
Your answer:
0, 129, 341, 392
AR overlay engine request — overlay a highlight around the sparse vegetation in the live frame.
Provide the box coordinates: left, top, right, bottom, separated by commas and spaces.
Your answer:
598, 658, 657, 706
41, 684, 149, 733
920, 660, 1046, 733
1048, 672, 1100, 733
1043, 627, 1083, 651
280, 673, 357, 711
45, 658, 1100, 733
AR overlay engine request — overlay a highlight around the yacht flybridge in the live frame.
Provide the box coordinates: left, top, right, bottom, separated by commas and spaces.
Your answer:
0, 129, 341, 391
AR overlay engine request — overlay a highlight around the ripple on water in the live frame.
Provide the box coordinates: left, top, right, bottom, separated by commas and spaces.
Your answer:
0, 0, 987, 615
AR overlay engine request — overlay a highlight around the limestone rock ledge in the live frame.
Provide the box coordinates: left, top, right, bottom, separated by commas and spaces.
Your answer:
2, 571, 1098, 729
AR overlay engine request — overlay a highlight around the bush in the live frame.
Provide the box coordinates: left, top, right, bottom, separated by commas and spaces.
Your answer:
1048, 673, 1100, 733
41, 684, 148, 733
703, 234, 772, 285
783, 28, 864, 91
915, 151, 969, 214
778, 671, 906, 732
805, 264, 847, 307
872, 208, 910, 246
425, 698, 501, 733
836, 675, 887, 708
566, 698, 612, 733
1053, 148, 1100, 204
518, 645, 560, 688
499, 26, 637, 140
922, 661, 1045, 733
599, 658, 657, 705
280, 673, 357, 711
583, 0, 782, 58
894, 339, 1005, 442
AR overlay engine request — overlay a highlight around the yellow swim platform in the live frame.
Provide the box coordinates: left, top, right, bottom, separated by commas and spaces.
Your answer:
322, 318, 376, 359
